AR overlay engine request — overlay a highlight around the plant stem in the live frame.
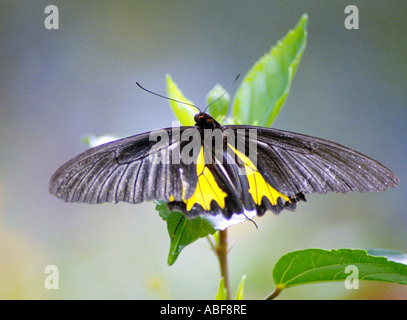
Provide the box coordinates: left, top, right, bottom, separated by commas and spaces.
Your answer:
216, 229, 231, 300
264, 285, 283, 300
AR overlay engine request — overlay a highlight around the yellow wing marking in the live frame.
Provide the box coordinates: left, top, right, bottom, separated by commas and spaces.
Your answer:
172, 146, 227, 211
184, 146, 227, 210
229, 145, 290, 206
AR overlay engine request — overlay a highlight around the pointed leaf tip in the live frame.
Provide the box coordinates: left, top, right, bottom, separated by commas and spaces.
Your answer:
166, 74, 197, 126
230, 14, 308, 127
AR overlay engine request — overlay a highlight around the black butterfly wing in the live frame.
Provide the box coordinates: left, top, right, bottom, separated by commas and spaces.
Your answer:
50, 123, 399, 219
227, 125, 399, 198
49, 127, 198, 205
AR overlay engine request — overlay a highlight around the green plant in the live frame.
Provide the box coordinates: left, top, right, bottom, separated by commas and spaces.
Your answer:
156, 14, 407, 299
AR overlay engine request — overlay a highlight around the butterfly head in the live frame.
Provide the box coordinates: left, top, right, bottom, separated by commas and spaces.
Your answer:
194, 112, 220, 129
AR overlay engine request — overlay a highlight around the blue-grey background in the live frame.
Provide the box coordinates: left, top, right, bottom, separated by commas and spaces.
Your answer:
0, 0, 406, 299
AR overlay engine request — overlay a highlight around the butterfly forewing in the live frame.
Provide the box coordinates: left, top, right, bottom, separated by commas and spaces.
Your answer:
49, 128, 198, 205
239, 126, 399, 195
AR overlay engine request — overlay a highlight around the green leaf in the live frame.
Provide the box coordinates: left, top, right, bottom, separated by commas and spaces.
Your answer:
205, 84, 230, 123
166, 74, 197, 126
235, 275, 247, 300
156, 201, 216, 265
215, 275, 247, 300
215, 277, 228, 300
230, 13, 308, 127
273, 248, 407, 290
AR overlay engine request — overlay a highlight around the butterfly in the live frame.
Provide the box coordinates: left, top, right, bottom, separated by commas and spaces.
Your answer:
49, 103, 399, 220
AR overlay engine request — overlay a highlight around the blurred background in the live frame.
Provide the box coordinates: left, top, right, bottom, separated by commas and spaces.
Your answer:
0, 0, 406, 299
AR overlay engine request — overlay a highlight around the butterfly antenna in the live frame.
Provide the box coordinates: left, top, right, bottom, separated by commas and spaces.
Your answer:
136, 82, 201, 112
243, 212, 258, 229
203, 74, 240, 113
